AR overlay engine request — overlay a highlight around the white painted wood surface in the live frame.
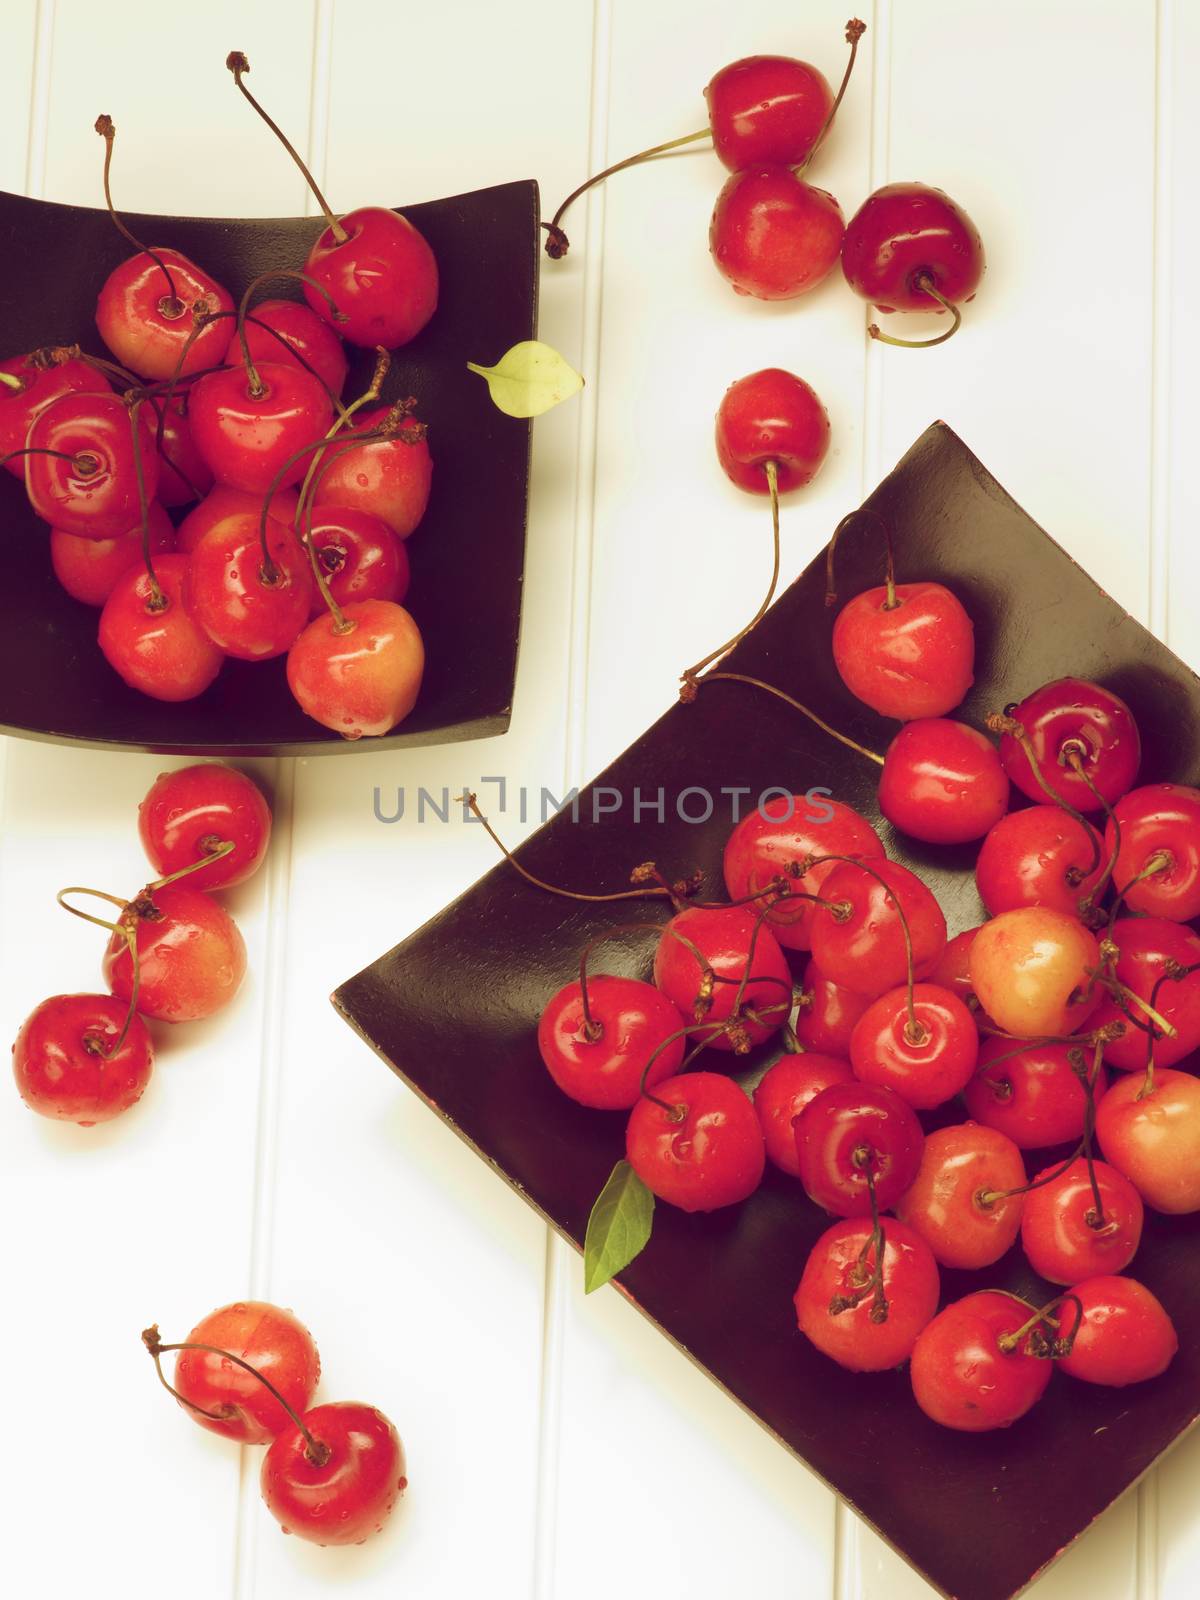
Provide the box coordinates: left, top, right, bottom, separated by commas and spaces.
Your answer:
0, 1, 1195, 1595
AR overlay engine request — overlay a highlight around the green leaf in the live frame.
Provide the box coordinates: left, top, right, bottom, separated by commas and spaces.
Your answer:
583, 1159, 654, 1294
466, 340, 584, 418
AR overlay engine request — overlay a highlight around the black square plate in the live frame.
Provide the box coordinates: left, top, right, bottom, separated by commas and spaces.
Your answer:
0, 179, 538, 754
333, 423, 1200, 1600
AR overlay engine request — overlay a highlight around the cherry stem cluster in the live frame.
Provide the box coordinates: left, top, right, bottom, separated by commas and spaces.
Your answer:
830, 1155, 889, 1324
996, 1292, 1083, 1359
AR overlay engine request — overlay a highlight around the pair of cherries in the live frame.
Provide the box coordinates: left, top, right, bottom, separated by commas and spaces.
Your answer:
12, 763, 269, 1126
144, 1300, 405, 1546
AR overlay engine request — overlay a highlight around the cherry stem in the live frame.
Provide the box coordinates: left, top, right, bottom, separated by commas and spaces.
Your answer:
235, 269, 347, 400
986, 713, 1103, 882
696, 672, 885, 766
125, 398, 164, 608
1090, 968, 1177, 1039
973, 1020, 1125, 1076
149, 840, 235, 892
868, 274, 963, 348
996, 1293, 1083, 1358
637, 1021, 722, 1114
1067, 1041, 1107, 1227
978, 1143, 1084, 1208
574, 919, 678, 1040
40, 344, 141, 391
1062, 747, 1121, 911
0, 371, 22, 392
142, 1325, 331, 1466
543, 127, 711, 259
1110, 849, 1172, 927
226, 52, 345, 242
796, 19, 868, 173
94, 116, 181, 313
0, 445, 100, 476
56, 887, 142, 1060
800, 851, 921, 1039
831, 1156, 889, 1322
824, 505, 898, 611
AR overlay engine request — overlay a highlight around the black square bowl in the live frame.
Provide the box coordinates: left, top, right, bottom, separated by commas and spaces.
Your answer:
0, 179, 538, 754
334, 423, 1200, 1600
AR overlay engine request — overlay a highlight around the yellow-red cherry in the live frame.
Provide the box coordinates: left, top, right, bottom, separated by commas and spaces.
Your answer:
103, 883, 246, 1024
173, 1301, 320, 1446
12, 993, 153, 1125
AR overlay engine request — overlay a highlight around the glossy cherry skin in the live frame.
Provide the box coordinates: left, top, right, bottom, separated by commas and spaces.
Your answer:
964, 1037, 1109, 1150
878, 719, 1008, 844
96, 247, 234, 380
25, 390, 160, 539
895, 1123, 1025, 1269
910, 1291, 1051, 1432
930, 927, 980, 1002
185, 511, 313, 661
722, 793, 883, 952
794, 958, 870, 1054
103, 883, 246, 1024
831, 581, 974, 721
261, 1401, 406, 1546
227, 297, 349, 397
752, 1053, 853, 1177
653, 904, 791, 1051
149, 395, 214, 508
705, 54, 833, 171
1095, 1068, 1200, 1214
311, 403, 432, 538
1056, 1276, 1178, 1387
305, 205, 438, 348
626, 1071, 765, 1212
969, 908, 1100, 1039
1105, 783, 1200, 921
999, 677, 1141, 812
1, 350, 109, 477
189, 361, 333, 494
975, 804, 1105, 918
842, 184, 984, 314
849, 982, 978, 1110
794, 1081, 924, 1216
794, 1217, 939, 1372
287, 599, 424, 739
537, 976, 686, 1110
138, 763, 272, 891
307, 506, 409, 617
50, 501, 175, 608
177, 484, 302, 554
714, 368, 830, 494
173, 1301, 320, 1445
12, 994, 153, 1125
99, 554, 224, 702
1084, 917, 1200, 1071
709, 168, 844, 300
1020, 1158, 1144, 1284
810, 859, 947, 999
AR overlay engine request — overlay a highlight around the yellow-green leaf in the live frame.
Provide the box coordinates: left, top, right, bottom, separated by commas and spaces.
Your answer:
466, 340, 584, 419
583, 1159, 654, 1294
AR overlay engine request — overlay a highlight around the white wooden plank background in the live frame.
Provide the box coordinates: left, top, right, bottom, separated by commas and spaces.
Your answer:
0, 1, 1195, 1596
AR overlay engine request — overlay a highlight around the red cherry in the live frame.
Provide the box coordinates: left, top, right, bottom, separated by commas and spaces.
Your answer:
0, 349, 110, 477
809, 859, 947, 999
311, 403, 432, 538
305, 206, 438, 348
226, 297, 349, 397
964, 1037, 1109, 1150
184, 511, 313, 660
177, 484, 302, 554
968, 908, 1100, 1038
50, 501, 175, 608
1095, 1067, 1200, 1213
794, 1216, 939, 1372
537, 976, 685, 1110
849, 982, 978, 1110
12, 993, 153, 1125
705, 55, 833, 171
307, 506, 409, 616
1105, 783, 1200, 921
752, 1053, 853, 1176
794, 958, 870, 1054
910, 1290, 1051, 1432
714, 369, 830, 494
96, 247, 234, 380
878, 718, 1008, 844
722, 794, 882, 952
653, 904, 791, 1051
975, 804, 1105, 918
138, 763, 272, 891
172, 1302, 320, 1445
1056, 1276, 1178, 1387
794, 1080, 924, 1216
930, 927, 982, 1005
842, 184, 984, 332
261, 1401, 406, 1545
149, 395, 214, 507
894, 1122, 1025, 1269
25, 390, 159, 539
709, 168, 844, 300
625, 1071, 765, 1212
103, 883, 246, 1023
1084, 917, 1200, 1071
998, 677, 1141, 812
99, 554, 224, 702
831, 580, 974, 721
188, 362, 333, 494
287, 599, 424, 739
1020, 1158, 1143, 1284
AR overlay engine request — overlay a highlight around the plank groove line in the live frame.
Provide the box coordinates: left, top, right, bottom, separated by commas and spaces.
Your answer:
25, 0, 55, 198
